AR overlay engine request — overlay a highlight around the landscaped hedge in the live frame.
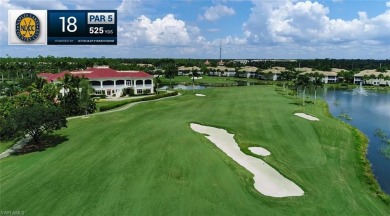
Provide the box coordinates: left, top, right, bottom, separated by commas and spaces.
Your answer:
99, 92, 178, 112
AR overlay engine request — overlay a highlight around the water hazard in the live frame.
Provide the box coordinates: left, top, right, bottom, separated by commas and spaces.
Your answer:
320, 87, 390, 194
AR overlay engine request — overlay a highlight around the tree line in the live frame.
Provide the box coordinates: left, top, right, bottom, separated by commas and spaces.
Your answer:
0, 74, 96, 148
1, 56, 389, 81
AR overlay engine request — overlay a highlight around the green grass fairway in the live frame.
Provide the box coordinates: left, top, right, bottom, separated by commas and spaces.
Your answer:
159, 75, 258, 85
0, 141, 14, 153
1, 86, 389, 215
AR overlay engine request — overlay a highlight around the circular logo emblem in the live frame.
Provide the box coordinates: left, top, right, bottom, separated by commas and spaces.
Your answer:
15, 13, 40, 42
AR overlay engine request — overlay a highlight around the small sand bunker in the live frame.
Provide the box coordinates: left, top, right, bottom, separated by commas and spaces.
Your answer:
195, 94, 206, 97
190, 123, 304, 197
249, 147, 271, 156
294, 113, 319, 121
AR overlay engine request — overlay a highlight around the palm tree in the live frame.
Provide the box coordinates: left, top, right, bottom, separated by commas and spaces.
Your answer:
384, 75, 390, 86
362, 75, 369, 84
279, 71, 290, 91
378, 73, 385, 85
41, 83, 59, 103
163, 63, 177, 89
191, 68, 196, 92
154, 75, 162, 94
296, 74, 311, 105
79, 78, 95, 116
58, 73, 73, 106
369, 74, 377, 83
234, 67, 240, 78
311, 72, 324, 103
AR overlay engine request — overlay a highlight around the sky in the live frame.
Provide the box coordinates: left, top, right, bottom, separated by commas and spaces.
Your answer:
1, 0, 390, 59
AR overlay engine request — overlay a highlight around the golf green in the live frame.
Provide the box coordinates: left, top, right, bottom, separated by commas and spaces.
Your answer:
0, 86, 389, 215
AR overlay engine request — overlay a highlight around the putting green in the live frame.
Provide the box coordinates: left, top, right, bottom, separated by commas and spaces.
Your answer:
0, 86, 389, 215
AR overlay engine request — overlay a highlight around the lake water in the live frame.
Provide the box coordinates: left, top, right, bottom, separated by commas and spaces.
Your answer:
319, 87, 390, 194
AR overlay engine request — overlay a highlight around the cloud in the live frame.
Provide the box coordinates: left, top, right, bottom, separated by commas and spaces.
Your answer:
117, 0, 141, 15
201, 4, 235, 21
214, 36, 247, 46
119, 14, 192, 46
1, 0, 24, 10
8, 0, 68, 10
0, 21, 7, 44
244, 0, 390, 45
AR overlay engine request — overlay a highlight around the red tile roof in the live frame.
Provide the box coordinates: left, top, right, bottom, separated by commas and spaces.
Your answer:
38, 67, 153, 82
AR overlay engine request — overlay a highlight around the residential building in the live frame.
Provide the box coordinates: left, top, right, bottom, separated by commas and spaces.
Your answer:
297, 68, 342, 83
354, 70, 390, 85
177, 66, 202, 76
38, 66, 154, 98
261, 67, 286, 80
232, 59, 249, 65
238, 66, 259, 78
208, 66, 236, 77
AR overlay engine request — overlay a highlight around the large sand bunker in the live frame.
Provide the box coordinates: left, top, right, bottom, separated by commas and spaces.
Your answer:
190, 123, 304, 197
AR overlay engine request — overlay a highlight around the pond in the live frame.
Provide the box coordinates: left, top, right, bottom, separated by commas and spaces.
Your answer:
319, 87, 390, 194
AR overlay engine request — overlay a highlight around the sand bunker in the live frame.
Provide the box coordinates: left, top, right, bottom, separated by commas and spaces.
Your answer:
249, 147, 271, 156
190, 123, 304, 197
294, 113, 319, 121
195, 94, 206, 97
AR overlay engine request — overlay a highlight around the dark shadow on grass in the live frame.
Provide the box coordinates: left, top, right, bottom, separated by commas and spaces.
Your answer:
12, 134, 68, 156
288, 100, 315, 106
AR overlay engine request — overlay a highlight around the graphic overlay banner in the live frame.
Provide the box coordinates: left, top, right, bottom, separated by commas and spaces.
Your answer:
8, 10, 117, 45
47, 10, 117, 45
8, 10, 47, 45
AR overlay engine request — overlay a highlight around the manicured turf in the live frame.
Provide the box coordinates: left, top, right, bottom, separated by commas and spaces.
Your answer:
160, 75, 258, 85
0, 86, 389, 215
0, 141, 14, 153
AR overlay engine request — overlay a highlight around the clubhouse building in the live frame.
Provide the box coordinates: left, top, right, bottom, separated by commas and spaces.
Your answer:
38, 66, 154, 97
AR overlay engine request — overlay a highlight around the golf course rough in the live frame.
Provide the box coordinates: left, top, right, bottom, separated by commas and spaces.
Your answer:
0, 86, 389, 215
190, 123, 304, 197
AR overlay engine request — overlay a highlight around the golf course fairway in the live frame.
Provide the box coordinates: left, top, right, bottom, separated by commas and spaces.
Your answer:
0, 86, 389, 215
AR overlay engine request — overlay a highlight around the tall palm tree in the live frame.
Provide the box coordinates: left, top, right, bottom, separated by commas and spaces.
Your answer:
191, 69, 199, 92
41, 83, 59, 103
279, 71, 290, 91
58, 73, 73, 105
296, 74, 311, 105
362, 75, 369, 84
378, 73, 385, 84
311, 72, 324, 103
384, 75, 390, 86
163, 63, 177, 89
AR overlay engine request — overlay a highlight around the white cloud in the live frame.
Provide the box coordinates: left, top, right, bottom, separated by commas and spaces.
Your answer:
214, 36, 247, 46
201, 4, 235, 21
119, 14, 192, 46
7, 0, 68, 10
0, 0, 24, 10
244, 0, 390, 45
117, 0, 141, 15
387, 1, 390, 8
0, 20, 7, 44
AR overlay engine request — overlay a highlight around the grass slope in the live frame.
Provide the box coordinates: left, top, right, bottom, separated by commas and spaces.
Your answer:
0, 86, 389, 215
0, 141, 14, 153
159, 75, 258, 85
